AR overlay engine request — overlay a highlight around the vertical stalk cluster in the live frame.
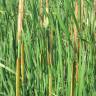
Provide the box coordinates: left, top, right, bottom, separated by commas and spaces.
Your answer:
16, 0, 24, 96
39, 0, 52, 95
1, 0, 95, 96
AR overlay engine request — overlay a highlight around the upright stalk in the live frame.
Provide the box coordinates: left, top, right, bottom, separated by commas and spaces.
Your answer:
45, 0, 52, 96
16, 0, 24, 96
21, 43, 24, 83
75, 0, 78, 82
48, 31, 53, 96
70, 0, 78, 96
16, 58, 21, 96
40, 0, 43, 66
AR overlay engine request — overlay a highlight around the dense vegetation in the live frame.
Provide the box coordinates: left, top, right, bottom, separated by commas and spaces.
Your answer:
0, 0, 96, 96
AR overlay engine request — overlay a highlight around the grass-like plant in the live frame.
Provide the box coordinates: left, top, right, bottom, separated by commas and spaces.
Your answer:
0, 0, 96, 96
16, 0, 24, 96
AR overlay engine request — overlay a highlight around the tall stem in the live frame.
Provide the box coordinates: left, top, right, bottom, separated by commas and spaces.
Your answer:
21, 43, 24, 83
70, 0, 78, 96
16, 0, 24, 96
45, 0, 52, 96
48, 31, 53, 96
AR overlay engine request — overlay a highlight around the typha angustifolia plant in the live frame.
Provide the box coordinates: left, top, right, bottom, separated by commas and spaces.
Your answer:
45, 0, 52, 96
70, 0, 79, 96
74, 0, 79, 83
16, 0, 24, 96
39, 0, 51, 95
39, 0, 43, 64
0, 0, 95, 95
47, 31, 53, 96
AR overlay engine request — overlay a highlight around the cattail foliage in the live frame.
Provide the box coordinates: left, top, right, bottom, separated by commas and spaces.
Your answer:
17, 0, 24, 41
49, 32, 53, 96
75, 0, 78, 82
70, 0, 78, 96
16, 58, 21, 96
45, 0, 52, 96
0, 0, 95, 96
47, 49, 52, 96
70, 62, 75, 96
16, 0, 24, 96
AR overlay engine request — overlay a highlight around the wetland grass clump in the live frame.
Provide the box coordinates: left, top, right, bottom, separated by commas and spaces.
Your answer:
0, 0, 96, 96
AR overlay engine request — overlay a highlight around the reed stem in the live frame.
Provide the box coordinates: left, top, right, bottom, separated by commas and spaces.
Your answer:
16, 0, 24, 96
21, 43, 24, 83
70, 0, 78, 96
